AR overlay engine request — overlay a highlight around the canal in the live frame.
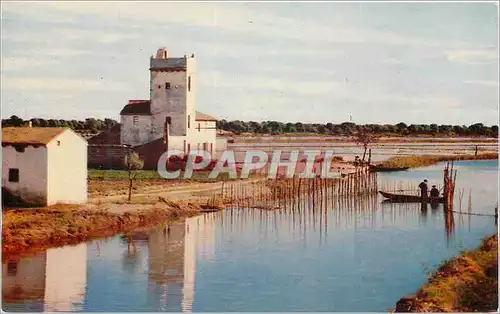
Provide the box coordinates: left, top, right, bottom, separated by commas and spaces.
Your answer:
2, 160, 497, 312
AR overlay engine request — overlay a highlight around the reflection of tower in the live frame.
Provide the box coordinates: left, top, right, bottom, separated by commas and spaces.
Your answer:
182, 215, 216, 311
2, 243, 87, 312
43, 243, 87, 312
148, 223, 185, 311
182, 217, 198, 312
146, 215, 217, 312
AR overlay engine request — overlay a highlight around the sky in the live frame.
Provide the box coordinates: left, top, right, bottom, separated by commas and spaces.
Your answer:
1, 2, 498, 125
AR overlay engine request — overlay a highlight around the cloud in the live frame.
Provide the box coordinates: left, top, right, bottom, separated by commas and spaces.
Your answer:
2, 77, 129, 92
1, 57, 48, 72
1, 2, 498, 125
464, 80, 499, 87
2, 2, 450, 48
446, 49, 498, 64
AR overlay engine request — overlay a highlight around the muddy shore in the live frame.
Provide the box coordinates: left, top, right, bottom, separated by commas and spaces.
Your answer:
2, 200, 204, 259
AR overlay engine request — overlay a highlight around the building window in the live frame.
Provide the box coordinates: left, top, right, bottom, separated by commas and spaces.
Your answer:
8, 169, 19, 182
165, 82, 171, 90
7, 262, 17, 276
56, 141, 61, 146
133, 116, 139, 125
188, 115, 190, 129
188, 76, 191, 91
198, 123, 200, 132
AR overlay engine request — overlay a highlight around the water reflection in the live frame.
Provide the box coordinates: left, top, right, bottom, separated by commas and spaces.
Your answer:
2, 160, 496, 312
3, 243, 87, 312
2, 215, 216, 312
126, 215, 216, 312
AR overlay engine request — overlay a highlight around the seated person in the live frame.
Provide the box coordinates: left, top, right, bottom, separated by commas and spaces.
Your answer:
430, 185, 440, 197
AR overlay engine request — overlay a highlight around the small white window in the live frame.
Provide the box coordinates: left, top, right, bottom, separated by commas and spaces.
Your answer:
133, 116, 139, 125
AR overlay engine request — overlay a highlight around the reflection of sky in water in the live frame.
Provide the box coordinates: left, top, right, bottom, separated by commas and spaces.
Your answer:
2, 160, 497, 312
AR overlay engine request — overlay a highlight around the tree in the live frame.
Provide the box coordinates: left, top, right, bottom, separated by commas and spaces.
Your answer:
9, 115, 24, 127
295, 122, 304, 132
124, 152, 144, 201
469, 123, 487, 136
429, 124, 438, 134
396, 122, 408, 134
353, 128, 378, 162
491, 125, 498, 138
325, 122, 334, 132
284, 122, 296, 133
408, 124, 420, 134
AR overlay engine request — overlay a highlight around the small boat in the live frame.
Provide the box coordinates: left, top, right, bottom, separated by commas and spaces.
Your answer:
370, 165, 409, 172
379, 191, 444, 203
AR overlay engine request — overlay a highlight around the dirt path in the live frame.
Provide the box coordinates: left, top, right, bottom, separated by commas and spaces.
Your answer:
89, 177, 266, 204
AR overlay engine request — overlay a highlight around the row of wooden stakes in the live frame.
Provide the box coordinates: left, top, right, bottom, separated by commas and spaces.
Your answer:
204, 167, 378, 210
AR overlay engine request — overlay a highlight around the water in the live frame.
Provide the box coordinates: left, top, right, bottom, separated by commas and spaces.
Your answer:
2, 160, 498, 312
227, 140, 498, 163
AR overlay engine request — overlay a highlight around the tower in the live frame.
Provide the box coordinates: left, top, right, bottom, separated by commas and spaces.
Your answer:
149, 48, 196, 141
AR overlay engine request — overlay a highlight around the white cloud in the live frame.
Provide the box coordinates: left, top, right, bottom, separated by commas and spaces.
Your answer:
446, 49, 498, 64
2, 2, 449, 47
464, 80, 499, 87
1, 2, 498, 124
1, 56, 48, 72
2, 77, 129, 92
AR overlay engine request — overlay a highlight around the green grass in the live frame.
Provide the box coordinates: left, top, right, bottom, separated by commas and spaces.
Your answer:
89, 169, 161, 180
377, 153, 498, 169
88, 169, 262, 181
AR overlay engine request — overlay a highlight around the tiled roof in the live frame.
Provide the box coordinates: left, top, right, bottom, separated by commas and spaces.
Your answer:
120, 100, 151, 115
195, 111, 217, 121
88, 124, 122, 145
2, 127, 66, 145
119, 100, 217, 121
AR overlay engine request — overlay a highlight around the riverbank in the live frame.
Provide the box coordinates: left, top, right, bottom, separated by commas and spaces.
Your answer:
395, 234, 498, 312
375, 153, 498, 169
2, 199, 205, 258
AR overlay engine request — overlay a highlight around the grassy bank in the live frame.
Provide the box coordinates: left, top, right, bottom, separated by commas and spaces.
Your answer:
376, 153, 498, 169
2, 200, 202, 258
395, 234, 498, 312
88, 169, 262, 181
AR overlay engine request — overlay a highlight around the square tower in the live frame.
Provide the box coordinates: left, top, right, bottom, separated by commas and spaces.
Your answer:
149, 48, 196, 140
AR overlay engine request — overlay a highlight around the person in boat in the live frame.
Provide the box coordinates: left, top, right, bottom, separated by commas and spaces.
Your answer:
418, 179, 429, 198
430, 185, 440, 198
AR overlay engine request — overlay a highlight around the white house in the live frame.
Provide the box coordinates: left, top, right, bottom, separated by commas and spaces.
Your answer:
2, 127, 88, 206
119, 48, 219, 156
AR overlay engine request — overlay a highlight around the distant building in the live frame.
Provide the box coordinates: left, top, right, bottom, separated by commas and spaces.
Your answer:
89, 48, 226, 169
2, 127, 88, 206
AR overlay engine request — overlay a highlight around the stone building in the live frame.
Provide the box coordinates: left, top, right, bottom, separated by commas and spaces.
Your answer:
89, 48, 225, 169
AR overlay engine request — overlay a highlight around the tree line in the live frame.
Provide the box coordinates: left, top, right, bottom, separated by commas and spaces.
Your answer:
217, 120, 498, 137
2, 115, 498, 138
2, 115, 119, 134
